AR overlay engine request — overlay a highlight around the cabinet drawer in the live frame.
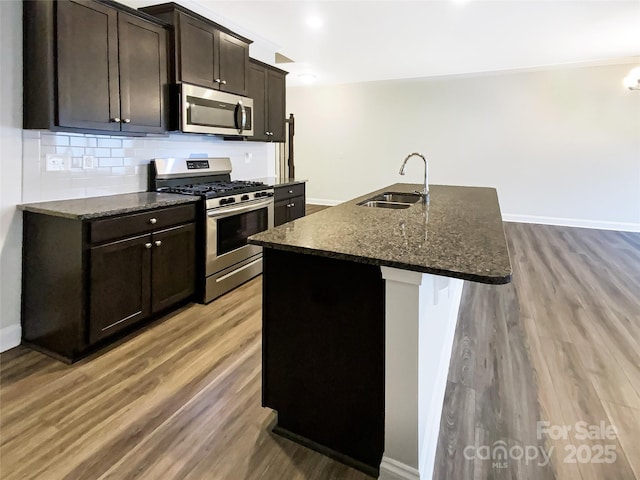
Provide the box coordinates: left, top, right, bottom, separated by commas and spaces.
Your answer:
90, 204, 196, 244
274, 183, 305, 201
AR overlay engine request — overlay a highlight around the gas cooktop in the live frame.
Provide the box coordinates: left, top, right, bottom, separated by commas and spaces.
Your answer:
162, 180, 268, 199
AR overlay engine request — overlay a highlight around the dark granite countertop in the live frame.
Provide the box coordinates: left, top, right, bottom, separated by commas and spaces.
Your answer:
247, 177, 307, 188
18, 193, 199, 220
249, 183, 512, 284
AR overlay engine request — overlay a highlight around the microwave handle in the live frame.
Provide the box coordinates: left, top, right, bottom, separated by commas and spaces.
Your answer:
236, 100, 247, 134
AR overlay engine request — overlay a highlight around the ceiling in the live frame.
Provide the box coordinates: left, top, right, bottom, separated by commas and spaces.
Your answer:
129, 0, 640, 87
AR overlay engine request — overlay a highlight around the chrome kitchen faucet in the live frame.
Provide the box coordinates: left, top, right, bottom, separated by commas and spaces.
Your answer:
399, 152, 429, 201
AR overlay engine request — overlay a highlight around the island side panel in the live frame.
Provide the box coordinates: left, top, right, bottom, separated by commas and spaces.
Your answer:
262, 247, 385, 471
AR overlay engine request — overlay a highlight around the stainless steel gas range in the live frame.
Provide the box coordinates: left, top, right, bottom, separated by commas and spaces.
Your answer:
150, 158, 274, 303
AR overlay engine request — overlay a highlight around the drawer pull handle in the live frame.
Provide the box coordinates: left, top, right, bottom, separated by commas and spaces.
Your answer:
145, 243, 152, 249
155, 240, 162, 247
149, 218, 157, 224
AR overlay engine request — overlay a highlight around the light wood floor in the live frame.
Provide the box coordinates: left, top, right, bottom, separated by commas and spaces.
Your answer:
1, 209, 639, 479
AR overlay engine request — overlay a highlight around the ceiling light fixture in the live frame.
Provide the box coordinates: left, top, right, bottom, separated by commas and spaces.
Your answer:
623, 66, 640, 90
297, 73, 317, 84
306, 16, 323, 29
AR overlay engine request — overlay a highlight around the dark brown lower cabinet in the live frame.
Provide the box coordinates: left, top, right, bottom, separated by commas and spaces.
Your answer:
262, 248, 385, 475
89, 234, 152, 343
273, 183, 306, 227
22, 204, 197, 362
151, 223, 196, 313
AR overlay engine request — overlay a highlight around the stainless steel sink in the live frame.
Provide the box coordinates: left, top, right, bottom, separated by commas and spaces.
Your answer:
357, 191, 421, 209
358, 200, 412, 209
371, 192, 422, 204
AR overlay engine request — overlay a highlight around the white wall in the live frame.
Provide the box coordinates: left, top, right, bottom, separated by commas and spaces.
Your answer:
288, 61, 640, 230
0, 0, 23, 350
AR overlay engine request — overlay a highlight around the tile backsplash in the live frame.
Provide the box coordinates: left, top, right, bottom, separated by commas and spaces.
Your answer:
22, 131, 276, 203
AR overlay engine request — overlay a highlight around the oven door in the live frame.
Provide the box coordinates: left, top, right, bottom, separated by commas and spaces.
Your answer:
206, 198, 273, 276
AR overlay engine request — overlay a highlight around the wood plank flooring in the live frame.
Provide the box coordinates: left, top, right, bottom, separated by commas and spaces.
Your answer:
434, 222, 640, 479
1, 212, 639, 479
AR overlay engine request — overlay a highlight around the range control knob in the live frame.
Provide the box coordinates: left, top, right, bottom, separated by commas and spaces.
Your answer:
241, 195, 249, 201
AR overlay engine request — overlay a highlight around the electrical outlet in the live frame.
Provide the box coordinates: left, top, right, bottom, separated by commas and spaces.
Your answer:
82, 155, 95, 169
245, 152, 253, 164
46, 153, 70, 171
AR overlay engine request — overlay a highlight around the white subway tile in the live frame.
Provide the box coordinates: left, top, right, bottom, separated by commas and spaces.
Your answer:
69, 136, 96, 147
41, 146, 56, 157
111, 166, 136, 175
22, 130, 41, 139
55, 146, 73, 154
97, 138, 122, 148
94, 147, 110, 156
99, 158, 123, 167
41, 134, 69, 146
110, 148, 125, 157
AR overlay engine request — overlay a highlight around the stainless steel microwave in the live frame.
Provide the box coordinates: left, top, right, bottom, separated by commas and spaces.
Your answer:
180, 83, 253, 136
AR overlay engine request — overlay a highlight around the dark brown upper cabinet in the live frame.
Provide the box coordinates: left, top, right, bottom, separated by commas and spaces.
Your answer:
248, 59, 288, 142
23, 0, 169, 134
140, 3, 251, 96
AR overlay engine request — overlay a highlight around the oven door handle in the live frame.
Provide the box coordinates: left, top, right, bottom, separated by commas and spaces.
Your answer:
207, 198, 273, 218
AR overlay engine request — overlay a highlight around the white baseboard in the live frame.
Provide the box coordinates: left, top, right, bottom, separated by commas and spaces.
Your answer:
379, 456, 420, 480
306, 197, 342, 206
502, 213, 640, 232
0, 324, 21, 352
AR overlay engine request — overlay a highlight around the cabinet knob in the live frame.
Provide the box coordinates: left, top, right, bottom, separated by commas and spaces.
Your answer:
123, 118, 131, 124
110, 117, 121, 123
288, 190, 293, 194
290, 203, 295, 207
221, 80, 227, 85
145, 242, 152, 249
155, 240, 162, 247
149, 218, 157, 224
215, 78, 221, 83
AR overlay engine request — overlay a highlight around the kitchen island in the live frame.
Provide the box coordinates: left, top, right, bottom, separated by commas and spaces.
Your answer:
248, 183, 511, 480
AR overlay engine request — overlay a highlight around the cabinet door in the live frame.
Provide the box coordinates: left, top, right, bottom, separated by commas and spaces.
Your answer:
57, 0, 121, 131
118, 13, 168, 133
218, 32, 249, 95
288, 195, 305, 222
178, 13, 217, 89
89, 234, 151, 344
151, 223, 196, 313
274, 199, 289, 227
248, 62, 268, 141
267, 69, 286, 142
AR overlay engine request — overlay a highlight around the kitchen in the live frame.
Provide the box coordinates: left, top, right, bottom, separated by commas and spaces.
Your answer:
1, 1, 639, 479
